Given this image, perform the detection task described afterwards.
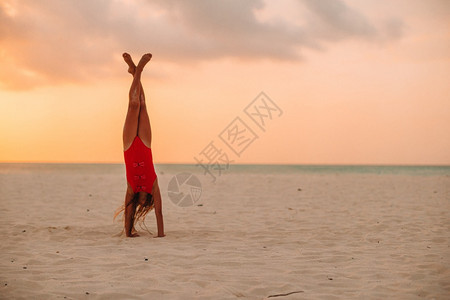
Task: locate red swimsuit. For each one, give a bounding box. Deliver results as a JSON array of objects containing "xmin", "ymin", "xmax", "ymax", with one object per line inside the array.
[{"xmin": 124, "ymin": 136, "xmax": 157, "ymax": 194}]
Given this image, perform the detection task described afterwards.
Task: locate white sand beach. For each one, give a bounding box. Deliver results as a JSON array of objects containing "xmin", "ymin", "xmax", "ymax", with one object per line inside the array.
[{"xmin": 0, "ymin": 164, "xmax": 449, "ymax": 299}]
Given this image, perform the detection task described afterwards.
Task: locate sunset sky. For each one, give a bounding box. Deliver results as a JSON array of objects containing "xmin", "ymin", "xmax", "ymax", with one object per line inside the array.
[{"xmin": 1, "ymin": 0, "xmax": 449, "ymax": 165}]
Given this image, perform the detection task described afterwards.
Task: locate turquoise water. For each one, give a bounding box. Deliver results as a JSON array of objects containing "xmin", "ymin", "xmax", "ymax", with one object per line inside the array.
[
  {"xmin": 0, "ymin": 163, "xmax": 449, "ymax": 176},
  {"xmin": 220, "ymin": 164, "xmax": 450, "ymax": 176}
]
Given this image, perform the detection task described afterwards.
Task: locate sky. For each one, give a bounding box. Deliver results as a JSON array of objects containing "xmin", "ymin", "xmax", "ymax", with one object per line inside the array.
[{"xmin": 0, "ymin": 0, "xmax": 449, "ymax": 165}]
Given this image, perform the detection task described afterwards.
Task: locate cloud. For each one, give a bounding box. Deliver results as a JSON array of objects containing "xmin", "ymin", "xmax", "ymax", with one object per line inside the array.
[
  {"xmin": 300, "ymin": 0, "xmax": 406, "ymax": 42},
  {"xmin": 300, "ymin": 0, "xmax": 378, "ymax": 39},
  {"xmin": 0, "ymin": 0, "xmax": 122, "ymax": 89},
  {"xmin": 0, "ymin": 0, "xmax": 404, "ymax": 90}
]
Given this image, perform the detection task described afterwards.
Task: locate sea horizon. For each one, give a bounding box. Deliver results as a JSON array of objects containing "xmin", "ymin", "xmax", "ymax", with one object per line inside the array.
[
  {"xmin": 1, "ymin": 162, "xmax": 449, "ymax": 176},
  {"xmin": 1, "ymin": 161, "xmax": 449, "ymax": 167}
]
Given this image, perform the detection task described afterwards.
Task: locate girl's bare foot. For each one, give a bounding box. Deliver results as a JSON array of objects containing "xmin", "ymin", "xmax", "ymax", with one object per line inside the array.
[
  {"xmin": 136, "ymin": 53, "xmax": 152, "ymax": 71},
  {"xmin": 122, "ymin": 53, "xmax": 136, "ymax": 75}
]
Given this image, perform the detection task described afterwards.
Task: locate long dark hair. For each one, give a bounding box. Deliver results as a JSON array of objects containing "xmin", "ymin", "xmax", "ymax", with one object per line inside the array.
[{"xmin": 114, "ymin": 193, "xmax": 154, "ymax": 234}]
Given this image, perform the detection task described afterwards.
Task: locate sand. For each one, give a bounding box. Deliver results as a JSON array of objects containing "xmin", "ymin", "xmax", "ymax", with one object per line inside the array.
[{"xmin": 0, "ymin": 164, "xmax": 449, "ymax": 299}]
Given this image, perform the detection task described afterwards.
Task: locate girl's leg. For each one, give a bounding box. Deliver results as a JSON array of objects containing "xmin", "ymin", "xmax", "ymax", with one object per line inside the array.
[
  {"xmin": 137, "ymin": 85, "xmax": 152, "ymax": 148},
  {"xmin": 123, "ymin": 53, "xmax": 153, "ymax": 149},
  {"xmin": 122, "ymin": 53, "xmax": 143, "ymax": 151}
]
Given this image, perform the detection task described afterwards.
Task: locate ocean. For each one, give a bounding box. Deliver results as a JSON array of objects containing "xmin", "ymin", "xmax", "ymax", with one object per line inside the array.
[{"xmin": 0, "ymin": 163, "xmax": 449, "ymax": 177}]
